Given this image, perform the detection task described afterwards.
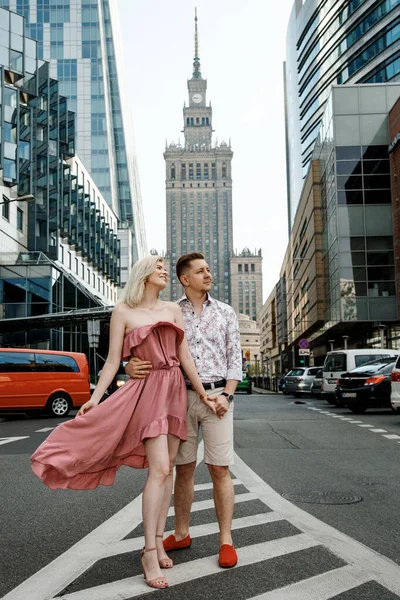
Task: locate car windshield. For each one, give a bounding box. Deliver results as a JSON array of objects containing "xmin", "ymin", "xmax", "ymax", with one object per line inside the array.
[
  {"xmin": 324, "ymin": 353, "xmax": 346, "ymax": 372},
  {"xmin": 315, "ymin": 369, "xmax": 323, "ymax": 378},
  {"xmin": 307, "ymin": 368, "xmax": 320, "ymax": 376},
  {"xmin": 287, "ymin": 369, "xmax": 305, "ymax": 376},
  {"xmin": 349, "ymin": 359, "xmax": 396, "ymax": 376}
]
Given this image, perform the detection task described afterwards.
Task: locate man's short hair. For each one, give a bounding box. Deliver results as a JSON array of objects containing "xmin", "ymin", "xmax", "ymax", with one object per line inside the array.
[{"xmin": 176, "ymin": 252, "xmax": 205, "ymax": 283}]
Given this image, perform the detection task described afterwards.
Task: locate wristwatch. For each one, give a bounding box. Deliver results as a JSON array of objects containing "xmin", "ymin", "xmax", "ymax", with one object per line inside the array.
[{"xmin": 221, "ymin": 392, "xmax": 234, "ymax": 402}]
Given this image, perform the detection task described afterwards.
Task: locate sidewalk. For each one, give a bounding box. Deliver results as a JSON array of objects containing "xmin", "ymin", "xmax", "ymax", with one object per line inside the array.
[{"xmin": 252, "ymin": 386, "xmax": 279, "ymax": 395}]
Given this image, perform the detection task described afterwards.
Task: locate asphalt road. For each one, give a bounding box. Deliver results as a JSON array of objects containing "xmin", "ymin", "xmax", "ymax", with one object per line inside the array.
[{"xmin": 1, "ymin": 393, "xmax": 400, "ymax": 599}]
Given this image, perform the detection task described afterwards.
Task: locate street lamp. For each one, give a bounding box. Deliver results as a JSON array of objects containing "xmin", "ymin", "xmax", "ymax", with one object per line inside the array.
[
  {"xmin": 342, "ymin": 335, "xmax": 349, "ymax": 350},
  {"xmin": 0, "ymin": 194, "xmax": 35, "ymax": 205},
  {"xmin": 328, "ymin": 339, "xmax": 335, "ymax": 352}
]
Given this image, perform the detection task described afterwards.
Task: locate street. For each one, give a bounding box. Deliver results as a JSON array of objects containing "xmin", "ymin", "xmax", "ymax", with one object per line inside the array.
[{"xmin": 1, "ymin": 393, "xmax": 400, "ymax": 599}]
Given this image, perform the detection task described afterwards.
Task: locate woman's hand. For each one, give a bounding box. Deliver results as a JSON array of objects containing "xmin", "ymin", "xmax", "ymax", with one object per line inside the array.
[
  {"xmin": 200, "ymin": 394, "xmax": 217, "ymax": 415},
  {"xmin": 77, "ymin": 399, "xmax": 98, "ymax": 417}
]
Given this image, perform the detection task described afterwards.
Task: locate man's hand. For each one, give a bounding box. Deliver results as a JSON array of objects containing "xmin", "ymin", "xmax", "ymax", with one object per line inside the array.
[
  {"xmin": 213, "ymin": 395, "xmax": 230, "ymax": 419},
  {"xmin": 125, "ymin": 356, "xmax": 152, "ymax": 379}
]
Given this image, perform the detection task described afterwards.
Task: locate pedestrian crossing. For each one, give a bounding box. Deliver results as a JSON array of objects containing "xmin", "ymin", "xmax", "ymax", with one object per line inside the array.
[{"xmin": 2, "ymin": 444, "xmax": 400, "ymax": 600}]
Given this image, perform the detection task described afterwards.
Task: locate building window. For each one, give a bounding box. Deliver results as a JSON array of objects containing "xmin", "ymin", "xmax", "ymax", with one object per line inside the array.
[
  {"xmin": 212, "ymin": 163, "xmax": 217, "ymax": 179},
  {"xmin": 245, "ymin": 264, "xmax": 249, "ymax": 273},
  {"xmin": 189, "ymin": 163, "xmax": 194, "ymax": 180},
  {"xmin": 81, "ymin": 264, "xmax": 85, "ymax": 279},
  {"xmin": 222, "ymin": 162, "xmax": 227, "ymax": 178},
  {"xmin": 87, "ymin": 268, "xmax": 90, "ymax": 283},
  {"xmin": 204, "ymin": 163, "xmax": 209, "ymax": 179},
  {"xmin": 17, "ymin": 208, "xmax": 23, "ymax": 231},
  {"xmin": 171, "ymin": 163, "xmax": 175, "ymax": 180},
  {"xmin": 181, "ymin": 163, "xmax": 186, "ymax": 180},
  {"xmin": 92, "ymin": 273, "xmax": 95, "ymax": 287},
  {"xmin": 196, "ymin": 163, "xmax": 201, "ymax": 180},
  {"xmin": 75, "ymin": 258, "xmax": 79, "ymax": 274},
  {"xmin": 251, "ymin": 263, "xmax": 255, "ymax": 273},
  {"xmin": 2, "ymin": 195, "xmax": 10, "ymax": 221},
  {"xmin": 299, "ymin": 218, "xmax": 307, "ymax": 241},
  {"xmin": 238, "ymin": 264, "xmax": 242, "ymax": 273},
  {"xmin": 68, "ymin": 252, "xmax": 72, "ymax": 269}
]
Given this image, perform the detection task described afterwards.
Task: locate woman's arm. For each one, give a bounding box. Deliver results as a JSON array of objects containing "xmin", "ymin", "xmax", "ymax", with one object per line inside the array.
[
  {"xmin": 172, "ymin": 305, "xmax": 216, "ymax": 415},
  {"xmin": 77, "ymin": 305, "xmax": 127, "ymax": 415}
]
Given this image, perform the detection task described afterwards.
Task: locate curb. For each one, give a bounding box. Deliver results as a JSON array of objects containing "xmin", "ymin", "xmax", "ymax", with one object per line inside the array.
[{"xmin": 253, "ymin": 386, "xmax": 279, "ymax": 396}]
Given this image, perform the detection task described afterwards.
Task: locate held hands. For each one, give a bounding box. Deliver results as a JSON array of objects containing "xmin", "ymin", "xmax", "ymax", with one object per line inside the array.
[
  {"xmin": 125, "ymin": 356, "xmax": 152, "ymax": 379},
  {"xmin": 199, "ymin": 394, "xmax": 229, "ymax": 419}
]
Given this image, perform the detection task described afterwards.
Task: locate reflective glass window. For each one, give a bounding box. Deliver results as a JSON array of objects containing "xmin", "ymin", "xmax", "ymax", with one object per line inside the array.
[
  {"xmin": 363, "ymin": 175, "xmax": 391, "ymax": 189},
  {"xmin": 0, "ymin": 352, "xmax": 35, "ymax": 372},
  {"xmin": 35, "ymin": 354, "xmax": 79, "ymax": 373},
  {"xmin": 336, "ymin": 146, "xmax": 361, "ymax": 160},
  {"xmin": 337, "ymin": 190, "xmax": 363, "ymax": 204},
  {"xmin": 10, "ymin": 50, "xmax": 23, "ymax": 72},
  {"xmin": 364, "ymin": 190, "xmax": 392, "ymax": 203},
  {"xmin": 336, "ymin": 161, "xmax": 361, "ymax": 175}
]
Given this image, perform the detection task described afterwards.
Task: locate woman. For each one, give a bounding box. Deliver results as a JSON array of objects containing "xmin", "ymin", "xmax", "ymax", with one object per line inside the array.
[{"xmin": 31, "ymin": 255, "xmax": 215, "ymax": 589}]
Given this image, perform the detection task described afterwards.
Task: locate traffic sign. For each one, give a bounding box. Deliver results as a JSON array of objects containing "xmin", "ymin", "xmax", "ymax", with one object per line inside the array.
[
  {"xmin": 299, "ymin": 348, "xmax": 310, "ymax": 356},
  {"xmin": 299, "ymin": 339, "xmax": 309, "ymax": 349}
]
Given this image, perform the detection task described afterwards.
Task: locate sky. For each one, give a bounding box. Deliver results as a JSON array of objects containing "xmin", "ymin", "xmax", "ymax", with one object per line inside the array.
[{"xmin": 118, "ymin": 0, "xmax": 294, "ymax": 300}]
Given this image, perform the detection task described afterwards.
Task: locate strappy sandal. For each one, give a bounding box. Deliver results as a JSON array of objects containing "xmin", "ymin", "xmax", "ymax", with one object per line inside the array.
[
  {"xmin": 156, "ymin": 534, "xmax": 173, "ymax": 568},
  {"xmin": 140, "ymin": 547, "xmax": 169, "ymax": 589}
]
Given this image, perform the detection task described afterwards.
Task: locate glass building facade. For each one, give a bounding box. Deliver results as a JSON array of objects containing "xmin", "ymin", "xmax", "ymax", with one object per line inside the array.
[
  {"xmin": 0, "ymin": 0, "xmax": 147, "ymax": 262},
  {"xmin": 0, "ymin": 6, "xmax": 120, "ymax": 352},
  {"xmin": 313, "ymin": 83, "xmax": 400, "ymax": 326},
  {"xmin": 285, "ymin": 0, "xmax": 400, "ymax": 230}
]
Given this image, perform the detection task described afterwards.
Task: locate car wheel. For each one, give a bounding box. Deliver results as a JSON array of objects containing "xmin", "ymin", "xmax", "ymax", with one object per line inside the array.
[
  {"xmin": 46, "ymin": 393, "xmax": 72, "ymax": 418},
  {"xmin": 349, "ymin": 406, "xmax": 367, "ymax": 414}
]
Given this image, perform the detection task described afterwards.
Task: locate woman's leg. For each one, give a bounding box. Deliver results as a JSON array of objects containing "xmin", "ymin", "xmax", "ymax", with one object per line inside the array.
[
  {"xmin": 142, "ymin": 435, "xmax": 170, "ymax": 582},
  {"xmin": 156, "ymin": 434, "xmax": 181, "ymax": 564}
]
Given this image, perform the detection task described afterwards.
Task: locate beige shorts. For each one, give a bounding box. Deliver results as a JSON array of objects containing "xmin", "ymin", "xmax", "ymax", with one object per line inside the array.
[{"xmin": 175, "ymin": 387, "xmax": 234, "ymax": 466}]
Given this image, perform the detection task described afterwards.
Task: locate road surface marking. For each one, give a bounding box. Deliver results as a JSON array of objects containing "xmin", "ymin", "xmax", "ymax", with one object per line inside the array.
[
  {"xmin": 193, "ymin": 479, "xmax": 240, "ymax": 491},
  {"xmin": 230, "ymin": 452, "xmax": 400, "ymax": 597},
  {"xmin": 35, "ymin": 428, "xmax": 56, "ymax": 433},
  {"xmin": 0, "ymin": 436, "xmax": 29, "ymax": 446},
  {"xmin": 55, "ymin": 535, "xmax": 318, "ymax": 600},
  {"xmin": 383, "ymin": 434, "xmax": 400, "ymax": 440},
  {"xmin": 357, "ymin": 424, "xmax": 374, "ymax": 428},
  {"xmin": 105, "ymin": 512, "xmax": 285, "ymax": 558},
  {"xmin": 347, "ymin": 420, "xmax": 363, "ymax": 423},
  {"xmin": 247, "ymin": 565, "xmax": 371, "ymax": 600},
  {"xmin": 370, "ymin": 429, "xmax": 387, "ymax": 433}
]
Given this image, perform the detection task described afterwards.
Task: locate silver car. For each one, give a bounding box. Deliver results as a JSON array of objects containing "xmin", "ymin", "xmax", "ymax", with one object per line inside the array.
[
  {"xmin": 285, "ymin": 367, "xmax": 321, "ymax": 397},
  {"xmin": 311, "ymin": 368, "xmax": 323, "ymax": 398}
]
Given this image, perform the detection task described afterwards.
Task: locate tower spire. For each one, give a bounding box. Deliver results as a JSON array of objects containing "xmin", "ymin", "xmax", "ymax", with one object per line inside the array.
[{"xmin": 193, "ymin": 7, "xmax": 201, "ymax": 77}]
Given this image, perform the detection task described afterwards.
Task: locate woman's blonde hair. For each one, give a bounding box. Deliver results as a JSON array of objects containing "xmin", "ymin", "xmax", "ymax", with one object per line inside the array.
[{"xmin": 118, "ymin": 255, "xmax": 164, "ymax": 308}]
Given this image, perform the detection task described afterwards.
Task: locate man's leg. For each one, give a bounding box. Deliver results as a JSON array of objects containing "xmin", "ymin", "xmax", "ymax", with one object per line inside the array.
[
  {"xmin": 174, "ymin": 461, "xmax": 196, "ymax": 539},
  {"xmin": 207, "ymin": 464, "xmax": 234, "ymax": 546}
]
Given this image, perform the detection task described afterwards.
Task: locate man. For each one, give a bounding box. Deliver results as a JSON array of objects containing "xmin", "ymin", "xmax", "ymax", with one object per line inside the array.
[{"xmin": 125, "ymin": 252, "xmax": 242, "ymax": 568}]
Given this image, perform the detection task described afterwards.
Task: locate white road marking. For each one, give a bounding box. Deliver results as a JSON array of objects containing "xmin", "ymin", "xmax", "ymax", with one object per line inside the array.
[
  {"xmin": 383, "ymin": 434, "xmax": 400, "ymax": 440},
  {"xmin": 167, "ymin": 492, "xmax": 256, "ymax": 516},
  {"xmin": 347, "ymin": 420, "xmax": 363, "ymax": 424},
  {"xmin": 338, "ymin": 417, "xmax": 353, "ymax": 420},
  {"xmin": 105, "ymin": 512, "xmax": 285, "ymax": 558},
  {"xmin": 0, "ymin": 436, "xmax": 29, "ymax": 446},
  {"xmin": 35, "ymin": 428, "xmax": 56, "ymax": 433},
  {"xmin": 370, "ymin": 429, "xmax": 387, "ymax": 433},
  {"xmin": 193, "ymin": 479, "xmax": 240, "ymax": 491},
  {"xmin": 247, "ymin": 565, "xmax": 371, "ymax": 600},
  {"xmin": 55, "ymin": 535, "xmax": 318, "ymax": 600},
  {"xmin": 230, "ymin": 452, "xmax": 400, "ymax": 597},
  {"xmin": 357, "ymin": 424, "xmax": 374, "ymax": 428}
]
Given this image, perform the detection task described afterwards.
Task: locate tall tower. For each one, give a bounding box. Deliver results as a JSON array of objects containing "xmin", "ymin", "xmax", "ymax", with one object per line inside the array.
[
  {"xmin": 1, "ymin": 0, "xmax": 147, "ymax": 265},
  {"xmin": 165, "ymin": 10, "xmax": 233, "ymax": 303}
]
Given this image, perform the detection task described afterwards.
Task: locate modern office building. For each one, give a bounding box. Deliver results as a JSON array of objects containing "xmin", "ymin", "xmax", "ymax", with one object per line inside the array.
[
  {"xmin": 230, "ymin": 247, "xmax": 263, "ymax": 321},
  {"xmin": 164, "ymin": 13, "xmax": 234, "ymax": 303},
  {"xmin": 0, "ymin": 6, "xmax": 119, "ymax": 356},
  {"xmin": 261, "ymin": 82, "xmax": 400, "ymax": 369},
  {"xmin": 1, "ymin": 0, "xmax": 147, "ymax": 265},
  {"xmin": 285, "ymin": 0, "xmax": 400, "ymax": 230}
]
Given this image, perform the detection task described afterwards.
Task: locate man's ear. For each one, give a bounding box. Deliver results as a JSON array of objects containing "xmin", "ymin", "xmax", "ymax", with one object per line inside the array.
[{"xmin": 179, "ymin": 274, "xmax": 189, "ymax": 287}]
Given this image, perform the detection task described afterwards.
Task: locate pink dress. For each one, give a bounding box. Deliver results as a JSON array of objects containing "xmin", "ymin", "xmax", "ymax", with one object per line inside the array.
[{"xmin": 31, "ymin": 322, "xmax": 187, "ymax": 490}]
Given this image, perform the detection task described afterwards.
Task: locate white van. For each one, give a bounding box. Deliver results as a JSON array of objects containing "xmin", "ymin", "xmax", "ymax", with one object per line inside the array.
[{"xmin": 322, "ymin": 349, "xmax": 400, "ymax": 403}]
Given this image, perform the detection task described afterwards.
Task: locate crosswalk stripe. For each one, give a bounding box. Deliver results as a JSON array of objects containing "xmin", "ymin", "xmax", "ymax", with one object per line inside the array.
[
  {"xmin": 55, "ymin": 534, "xmax": 318, "ymax": 600},
  {"xmin": 247, "ymin": 565, "xmax": 371, "ymax": 600},
  {"xmin": 193, "ymin": 479, "xmax": 241, "ymax": 491},
  {"xmin": 35, "ymin": 427, "xmax": 56, "ymax": 433},
  {"xmin": 230, "ymin": 452, "xmax": 400, "ymax": 596},
  {"xmin": 105, "ymin": 512, "xmax": 285, "ymax": 557},
  {"xmin": 0, "ymin": 436, "xmax": 29, "ymax": 446},
  {"xmin": 370, "ymin": 429, "xmax": 387, "ymax": 433},
  {"xmin": 167, "ymin": 492, "xmax": 256, "ymax": 516},
  {"xmin": 383, "ymin": 434, "xmax": 400, "ymax": 439}
]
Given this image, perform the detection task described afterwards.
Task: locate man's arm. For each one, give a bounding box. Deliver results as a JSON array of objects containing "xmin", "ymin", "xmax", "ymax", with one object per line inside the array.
[
  {"xmin": 125, "ymin": 356, "xmax": 152, "ymax": 379},
  {"xmin": 213, "ymin": 307, "xmax": 242, "ymax": 418}
]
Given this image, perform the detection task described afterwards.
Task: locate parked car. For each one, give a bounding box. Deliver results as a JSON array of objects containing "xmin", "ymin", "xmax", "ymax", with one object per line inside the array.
[
  {"xmin": 285, "ymin": 366, "xmax": 321, "ymax": 397},
  {"xmin": 311, "ymin": 368, "xmax": 323, "ymax": 398},
  {"xmin": 390, "ymin": 355, "xmax": 400, "ymax": 413},
  {"xmin": 0, "ymin": 348, "xmax": 90, "ymax": 417},
  {"xmin": 322, "ymin": 349, "xmax": 399, "ymax": 403},
  {"xmin": 236, "ymin": 371, "xmax": 252, "ymax": 394},
  {"xmin": 336, "ymin": 357, "xmax": 397, "ymax": 413}
]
